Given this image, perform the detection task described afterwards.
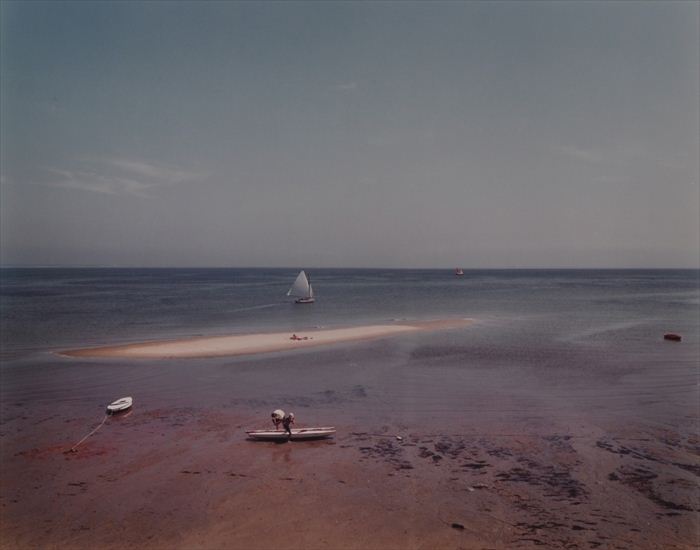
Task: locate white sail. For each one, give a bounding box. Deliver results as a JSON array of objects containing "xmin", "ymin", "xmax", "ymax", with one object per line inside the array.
[{"xmin": 287, "ymin": 270, "xmax": 311, "ymax": 298}]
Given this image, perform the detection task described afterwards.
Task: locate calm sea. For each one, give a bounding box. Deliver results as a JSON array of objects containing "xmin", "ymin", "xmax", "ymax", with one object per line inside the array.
[{"xmin": 1, "ymin": 268, "xmax": 698, "ymax": 431}]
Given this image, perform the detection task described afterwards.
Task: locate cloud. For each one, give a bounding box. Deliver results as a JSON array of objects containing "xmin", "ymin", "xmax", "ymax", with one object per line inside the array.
[
  {"xmin": 104, "ymin": 159, "xmax": 201, "ymax": 183},
  {"xmin": 46, "ymin": 168, "xmax": 154, "ymax": 197},
  {"xmin": 43, "ymin": 158, "xmax": 204, "ymax": 198},
  {"xmin": 555, "ymin": 145, "xmax": 605, "ymax": 165}
]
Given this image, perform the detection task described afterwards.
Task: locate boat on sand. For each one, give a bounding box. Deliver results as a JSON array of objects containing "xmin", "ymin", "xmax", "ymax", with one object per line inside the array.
[
  {"xmin": 106, "ymin": 396, "xmax": 133, "ymax": 414},
  {"xmin": 246, "ymin": 427, "xmax": 335, "ymax": 441}
]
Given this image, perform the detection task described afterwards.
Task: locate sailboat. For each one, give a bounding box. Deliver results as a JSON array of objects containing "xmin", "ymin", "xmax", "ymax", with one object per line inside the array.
[
  {"xmin": 455, "ymin": 268, "xmax": 464, "ymax": 276},
  {"xmin": 287, "ymin": 270, "xmax": 315, "ymax": 304}
]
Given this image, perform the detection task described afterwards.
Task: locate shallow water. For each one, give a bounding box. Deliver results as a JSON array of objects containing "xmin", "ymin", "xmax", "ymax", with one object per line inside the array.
[
  {"xmin": 1, "ymin": 268, "xmax": 697, "ymax": 431},
  {"xmin": 2, "ymin": 268, "xmax": 698, "ymax": 549}
]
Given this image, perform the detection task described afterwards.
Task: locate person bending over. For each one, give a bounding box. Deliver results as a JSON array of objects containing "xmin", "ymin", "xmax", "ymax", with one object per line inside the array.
[{"xmin": 271, "ymin": 409, "xmax": 285, "ymax": 430}]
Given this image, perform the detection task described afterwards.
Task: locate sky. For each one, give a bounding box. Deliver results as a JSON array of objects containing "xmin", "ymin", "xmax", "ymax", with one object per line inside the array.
[{"xmin": 1, "ymin": 1, "xmax": 698, "ymax": 268}]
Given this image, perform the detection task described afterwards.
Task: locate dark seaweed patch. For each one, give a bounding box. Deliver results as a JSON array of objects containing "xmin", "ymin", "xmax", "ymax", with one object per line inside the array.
[
  {"xmin": 495, "ymin": 461, "xmax": 587, "ymax": 501},
  {"xmin": 609, "ymin": 466, "xmax": 696, "ymax": 512}
]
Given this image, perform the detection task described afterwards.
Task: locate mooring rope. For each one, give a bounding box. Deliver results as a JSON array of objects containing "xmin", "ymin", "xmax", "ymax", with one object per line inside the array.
[{"xmin": 67, "ymin": 414, "xmax": 108, "ymax": 453}]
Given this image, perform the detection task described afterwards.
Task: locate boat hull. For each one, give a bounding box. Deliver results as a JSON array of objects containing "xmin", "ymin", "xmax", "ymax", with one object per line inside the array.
[
  {"xmin": 295, "ymin": 297, "xmax": 315, "ymax": 304},
  {"xmin": 246, "ymin": 427, "xmax": 335, "ymax": 441},
  {"xmin": 106, "ymin": 397, "xmax": 133, "ymax": 414}
]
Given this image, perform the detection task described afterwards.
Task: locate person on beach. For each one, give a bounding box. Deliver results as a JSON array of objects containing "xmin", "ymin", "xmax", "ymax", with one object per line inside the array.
[
  {"xmin": 282, "ymin": 412, "xmax": 295, "ymax": 438},
  {"xmin": 271, "ymin": 409, "xmax": 285, "ymax": 430}
]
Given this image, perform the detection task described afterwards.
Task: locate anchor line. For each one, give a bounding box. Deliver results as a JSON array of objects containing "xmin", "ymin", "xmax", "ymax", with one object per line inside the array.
[{"xmin": 68, "ymin": 414, "xmax": 108, "ymax": 452}]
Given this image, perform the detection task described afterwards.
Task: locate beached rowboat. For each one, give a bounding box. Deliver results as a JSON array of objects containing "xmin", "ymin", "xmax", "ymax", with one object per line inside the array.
[
  {"xmin": 246, "ymin": 427, "xmax": 335, "ymax": 441},
  {"xmin": 106, "ymin": 396, "xmax": 133, "ymax": 414}
]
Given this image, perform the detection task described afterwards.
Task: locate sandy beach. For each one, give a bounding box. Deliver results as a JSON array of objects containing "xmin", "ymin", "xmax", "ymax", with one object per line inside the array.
[
  {"xmin": 60, "ymin": 319, "xmax": 473, "ymax": 359},
  {"xmin": 2, "ymin": 404, "xmax": 697, "ymax": 550}
]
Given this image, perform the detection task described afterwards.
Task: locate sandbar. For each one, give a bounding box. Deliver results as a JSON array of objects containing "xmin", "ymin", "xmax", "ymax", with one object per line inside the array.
[{"xmin": 59, "ymin": 318, "xmax": 472, "ymax": 359}]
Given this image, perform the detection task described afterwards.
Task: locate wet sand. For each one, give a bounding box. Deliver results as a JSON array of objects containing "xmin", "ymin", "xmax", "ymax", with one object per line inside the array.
[
  {"xmin": 59, "ymin": 319, "xmax": 472, "ymax": 359},
  {"xmin": 2, "ymin": 404, "xmax": 697, "ymax": 549}
]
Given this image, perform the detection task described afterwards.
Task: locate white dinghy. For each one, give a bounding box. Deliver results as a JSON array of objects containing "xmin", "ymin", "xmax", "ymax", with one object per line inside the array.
[
  {"xmin": 246, "ymin": 427, "xmax": 335, "ymax": 441},
  {"xmin": 106, "ymin": 396, "xmax": 133, "ymax": 414}
]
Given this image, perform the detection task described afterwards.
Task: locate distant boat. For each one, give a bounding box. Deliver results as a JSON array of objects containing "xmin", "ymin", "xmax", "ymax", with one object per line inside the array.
[
  {"xmin": 455, "ymin": 268, "xmax": 464, "ymax": 276},
  {"xmin": 287, "ymin": 270, "xmax": 315, "ymax": 304},
  {"xmin": 106, "ymin": 396, "xmax": 132, "ymax": 414},
  {"xmin": 246, "ymin": 427, "xmax": 336, "ymax": 441}
]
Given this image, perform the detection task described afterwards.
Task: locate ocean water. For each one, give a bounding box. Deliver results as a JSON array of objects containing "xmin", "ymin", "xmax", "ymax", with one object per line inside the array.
[{"xmin": 1, "ymin": 268, "xmax": 698, "ymax": 431}]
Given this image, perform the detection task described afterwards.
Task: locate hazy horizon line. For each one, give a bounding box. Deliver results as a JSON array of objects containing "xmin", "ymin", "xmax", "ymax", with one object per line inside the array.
[{"xmin": 1, "ymin": 265, "xmax": 698, "ymax": 271}]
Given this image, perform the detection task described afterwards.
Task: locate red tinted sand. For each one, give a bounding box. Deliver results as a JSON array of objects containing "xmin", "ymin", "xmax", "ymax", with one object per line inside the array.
[{"xmin": 2, "ymin": 407, "xmax": 697, "ymax": 549}]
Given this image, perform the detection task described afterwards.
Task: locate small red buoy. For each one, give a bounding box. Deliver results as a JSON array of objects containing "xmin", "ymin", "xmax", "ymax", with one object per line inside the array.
[{"xmin": 664, "ymin": 333, "xmax": 682, "ymax": 342}]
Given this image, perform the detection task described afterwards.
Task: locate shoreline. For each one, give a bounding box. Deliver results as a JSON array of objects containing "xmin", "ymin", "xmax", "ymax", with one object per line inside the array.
[{"xmin": 58, "ymin": 318, "xmax": 473, "ymax": 359}]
